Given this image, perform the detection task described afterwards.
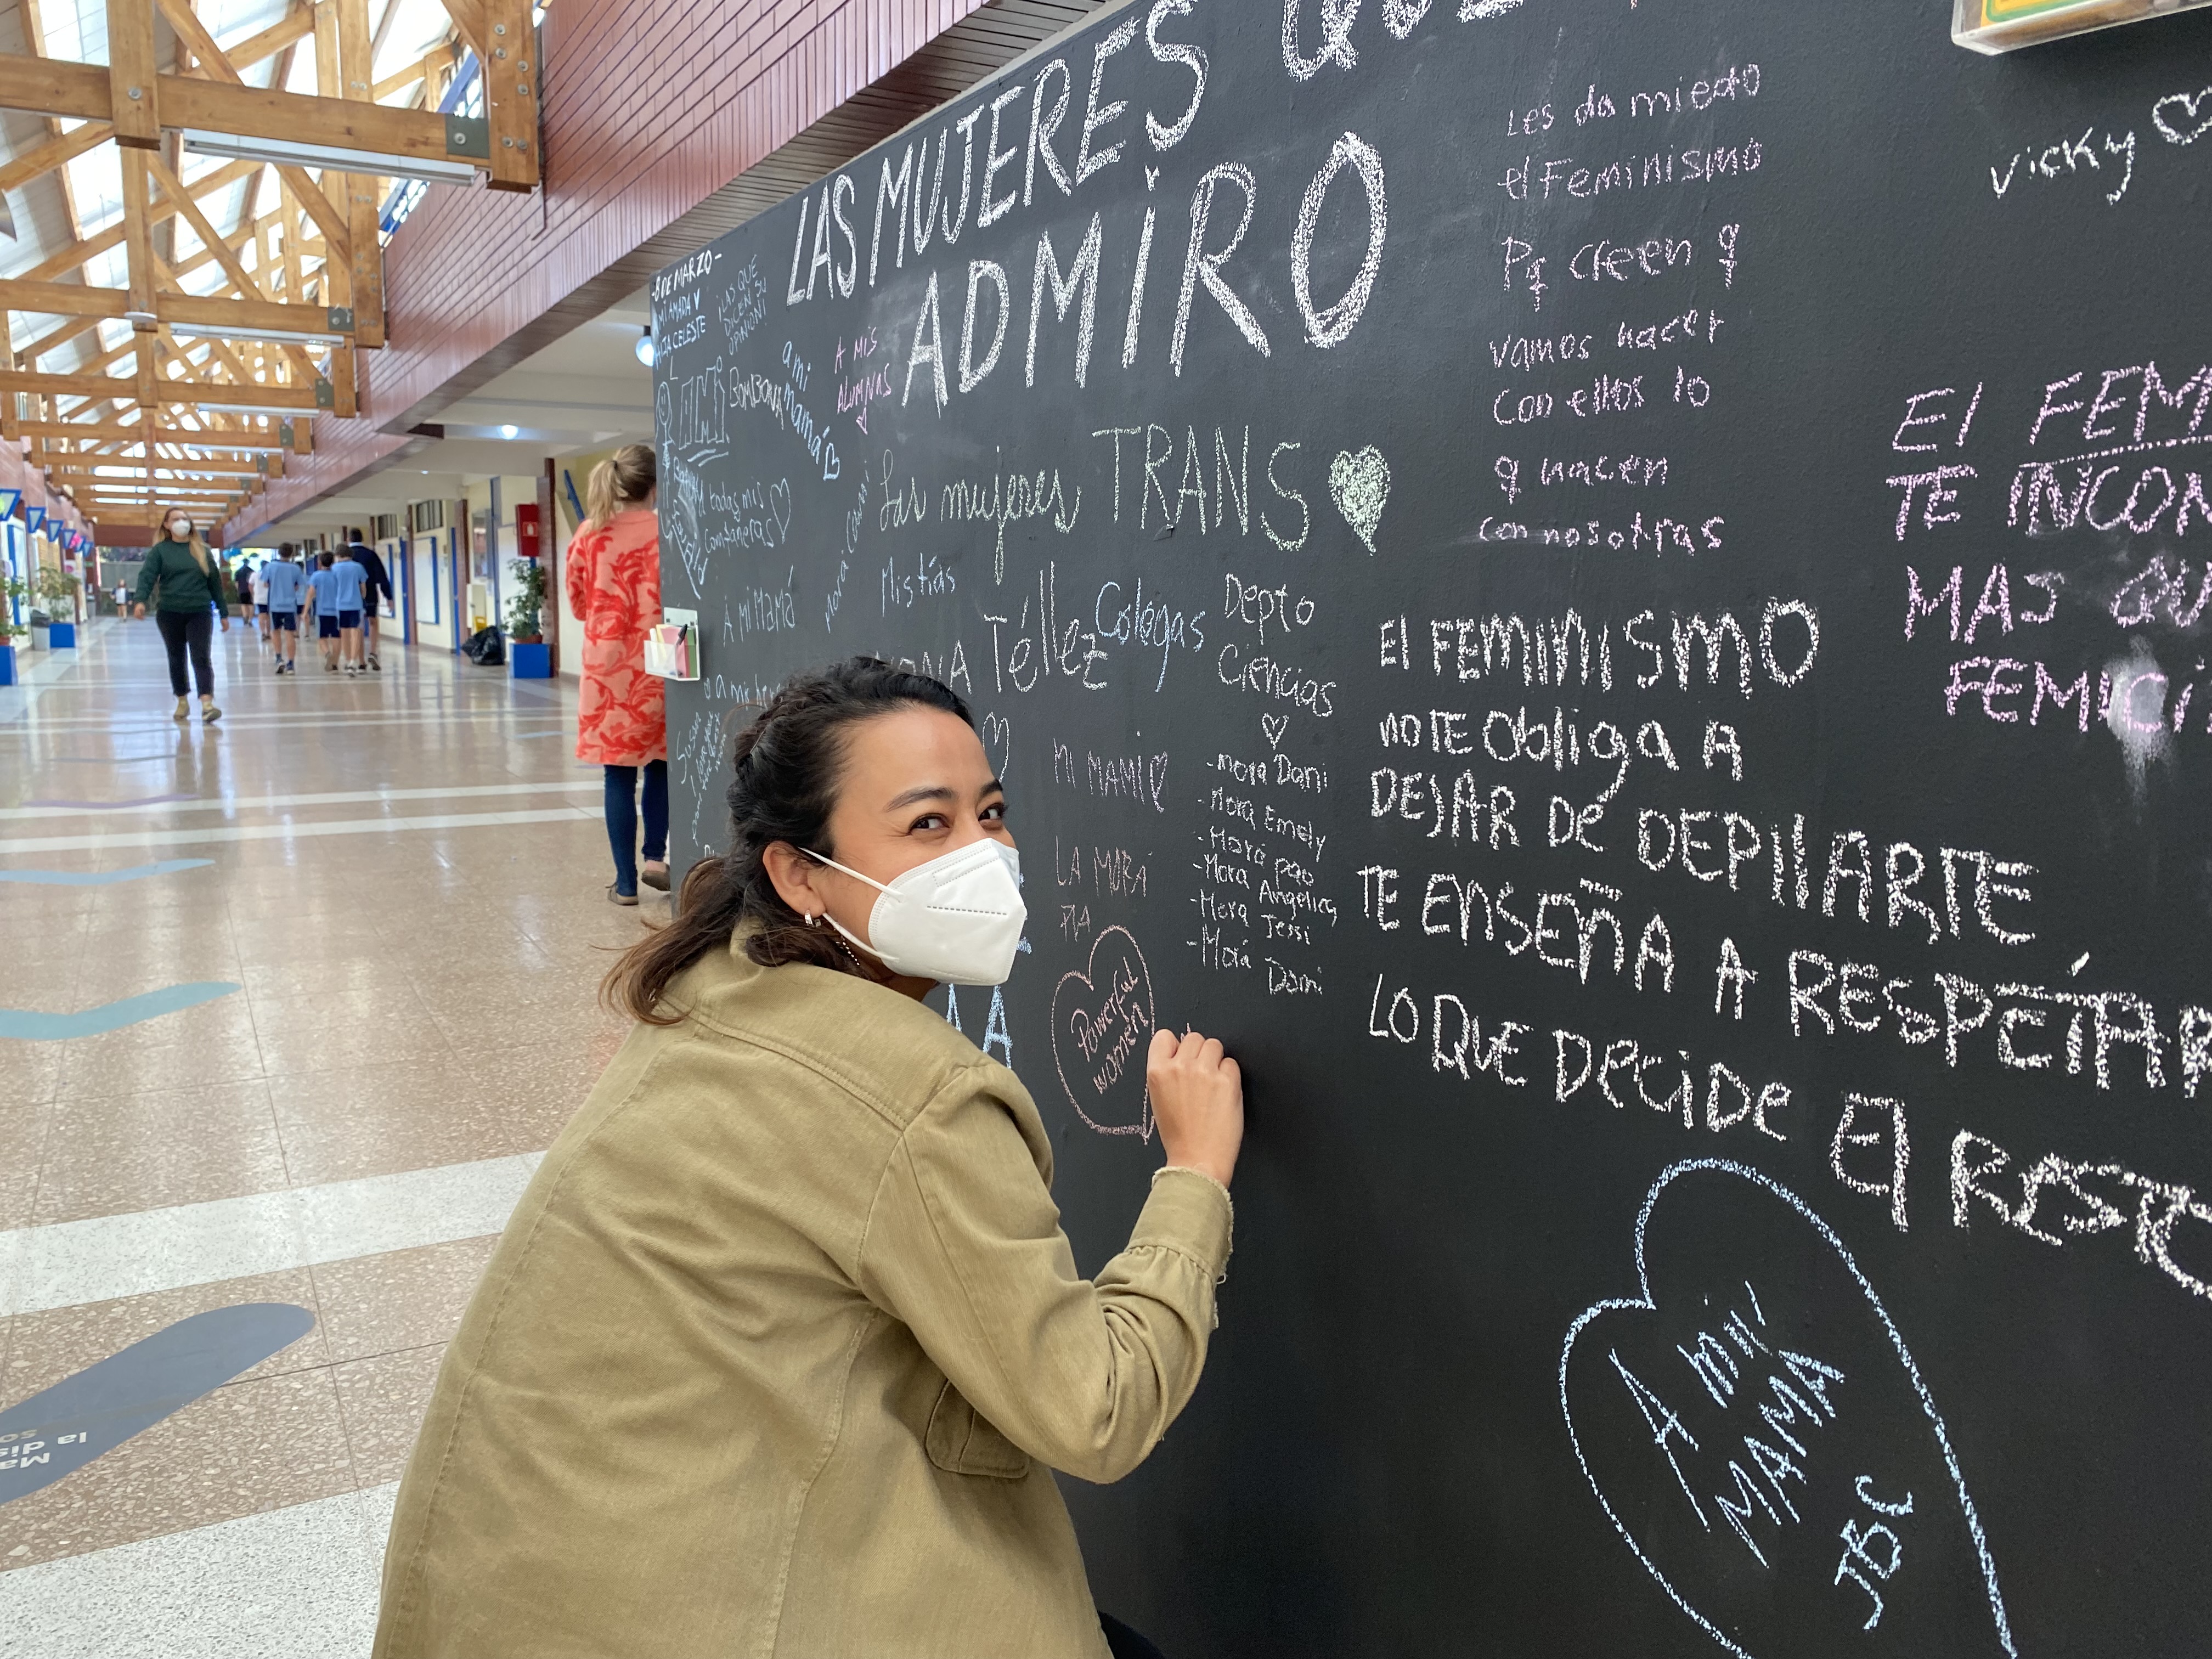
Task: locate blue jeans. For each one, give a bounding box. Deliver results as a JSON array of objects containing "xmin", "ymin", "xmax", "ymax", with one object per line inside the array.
[{"xmin": 603, "ymin": 761, "xmax": 668, "ymax": 896}]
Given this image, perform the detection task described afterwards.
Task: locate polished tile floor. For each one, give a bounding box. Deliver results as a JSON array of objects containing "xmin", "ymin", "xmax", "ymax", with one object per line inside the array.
[{"xmin": 0, "ymin": 616, "xmax": 661, "ymax": 1656}]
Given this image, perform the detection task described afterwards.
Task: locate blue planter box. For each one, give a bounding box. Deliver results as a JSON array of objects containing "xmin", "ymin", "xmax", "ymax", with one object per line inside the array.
[
  {"xmin": 510, "ymin": 640, "xmax": 551, "ymax": 679},
  {"xmin": 0, "ymin": 644, "xmax": 16, "ymax": 687},
  {"xmin": 47, "ymin": 622, "xmax": 76, "ymax": 648}
]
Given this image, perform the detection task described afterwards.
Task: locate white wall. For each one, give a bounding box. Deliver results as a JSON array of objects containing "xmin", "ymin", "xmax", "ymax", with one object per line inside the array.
[
  {"xmin": 410, "ymin": 532, "xmax": 456, "ymax": 652},
  {"xmin": 376, "ymin": 537, "xmax": 408, "ymax": 644}
]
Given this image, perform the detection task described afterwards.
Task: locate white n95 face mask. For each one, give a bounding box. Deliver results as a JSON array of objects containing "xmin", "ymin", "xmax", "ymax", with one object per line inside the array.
[{"xmin": 805, "ymin": 839, "xmax": 1025, "ymax": 985}]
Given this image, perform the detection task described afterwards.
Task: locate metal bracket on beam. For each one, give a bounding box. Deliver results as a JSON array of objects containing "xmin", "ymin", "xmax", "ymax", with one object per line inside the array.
[{"xmin": 445, "ymin": 115, "xmax": 490, "ymax": 161}]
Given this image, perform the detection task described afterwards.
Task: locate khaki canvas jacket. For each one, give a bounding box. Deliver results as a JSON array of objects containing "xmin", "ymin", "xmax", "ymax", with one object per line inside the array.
[{"xmin": 374, "ymin": 936, "xmax": 1233, "ymax": 1659}]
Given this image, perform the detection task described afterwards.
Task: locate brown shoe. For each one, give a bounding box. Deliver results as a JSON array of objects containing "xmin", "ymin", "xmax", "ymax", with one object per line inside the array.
[{"xmin": 607, "ymin": 883, "xmax": 639, "ymax": 907}]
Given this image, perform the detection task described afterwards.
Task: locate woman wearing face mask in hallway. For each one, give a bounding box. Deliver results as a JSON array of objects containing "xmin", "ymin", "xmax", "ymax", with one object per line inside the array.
[
  {"xmin": 375, "ymin": 658, "xmax": 1243, "ymax": 1659},
  {"xmin": 565, "ymin": 443, "xmax": 669, "ymax": 906},
  {"xmin": 133, "ymin": 506, "xmax": 228, "ymax": 723}
]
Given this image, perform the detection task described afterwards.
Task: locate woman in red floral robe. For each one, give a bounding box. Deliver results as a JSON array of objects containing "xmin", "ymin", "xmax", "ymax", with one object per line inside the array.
[{"xmin": 567, "ymin": 444, "xmax": 668, "ymax": 904}]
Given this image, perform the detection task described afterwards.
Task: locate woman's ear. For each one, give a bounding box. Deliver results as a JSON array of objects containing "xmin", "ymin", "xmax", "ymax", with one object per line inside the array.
[{"xmin": 761, "ymin": 841, "xmax": 830, "ymax": 921}]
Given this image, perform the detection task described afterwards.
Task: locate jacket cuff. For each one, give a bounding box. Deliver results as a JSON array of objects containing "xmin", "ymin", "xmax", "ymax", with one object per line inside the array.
[{"xmin": 1132, "ymin": 1167, "xmax": 1234, "ymax": 1283}]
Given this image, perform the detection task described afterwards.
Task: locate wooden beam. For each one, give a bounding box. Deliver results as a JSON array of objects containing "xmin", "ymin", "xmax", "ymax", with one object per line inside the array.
[
  {"xmin": 0, "ymin": 369, "xmax": 325, "ymax": 408},
  {"xmin": 105, "ymin": 0, "xmax": 163, "ymax": 149},
  {"xmin": 303, "ymin": 0, "xmax": 357, "ymax": 325},
  {"xmin": 15, "ymin": 420, "xmax": 292, "ymax": 447},
  {"xmin": 0, "ymin": 54, "xmax": 109, "ymax": 123},
  {"xmin": 0, "ymin": 279, "xmax": 129, "ymax": 320},
  {"xmin": 19, "ymin": 0, "xmax": 85, "ymax": 251},
  {"xmin": 0, "ymin": 122, "xmax": 115, "ymax": 196},
  {"xmin": 374, "ymin": 46, "xmax": 454, "ymax": 103},
  {"xmin": 439, "ymin": 0, "xmax": 489, "ymax": 69},
  {"xmin": 312, "ymin": 0, "xmax": 340, "ymax": 97},
  {"xmin": 214, "ymin": 5, "xmax": 315, "ymax": 76},
  {"xmin": 23, "ymin": 159, "xmax": 257, "ymax": 284},
  {"xmin": 121, "ymin": 149, "xmax": 156, "ymax": 320},
  {"xmin": 476, "ymin": 0, "xmax": 538, "ymax": 192},
  {"xmin": 147, "ymin": 154, "xmax": 269, "ymax": 302},
  {"xmin": 329, "ymin": 340, "xmax": 357, "ymax": 417},
  {"xmin": 134, "ymin": 333, "xmax": 158, "ymax": 409},
  {"xmin": 148, "ymin": 1, "xmax": 354, "ymax": 266},
  {"xmin": 336, "ymin": 0, "xmax": 385, "ymax": 346},
  {"xmin": 161, "ymin": 74, "xmax": 481, "ymax": 175},
  {"xmin": 7, "ymin": 371, "xmax": 129, "ymax": 402},
  {"xmin": 0, "ymin": 57, "xmax": 490, "ymax": 178}
]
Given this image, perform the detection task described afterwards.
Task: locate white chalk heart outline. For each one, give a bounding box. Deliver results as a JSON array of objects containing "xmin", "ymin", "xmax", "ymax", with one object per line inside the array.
[
  {"xmin": 980, "ymin": 712, "xmax": 1012, "ymax": 778},
  {"xmin": 1559, "ymin": 1158, "xmax": 2016, "ymax": 1659},
  {"xmin": 1261, "ymin": 714, "xmax": 1289, "ymax": 749},
  {"xmin": 2155, "ymin": 84, "xmax": 2212, "ymax": 145}
]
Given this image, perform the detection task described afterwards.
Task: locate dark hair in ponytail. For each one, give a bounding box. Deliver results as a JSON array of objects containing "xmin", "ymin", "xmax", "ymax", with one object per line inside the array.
[{"xmin": 602, "ymin": 656, "xmax": 973, "ymax": 1024}]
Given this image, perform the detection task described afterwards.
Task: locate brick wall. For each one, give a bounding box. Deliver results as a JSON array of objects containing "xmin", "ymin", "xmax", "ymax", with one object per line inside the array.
[{"xmin": 228, "ymin": 0, "xmax": 988, "ymax": 540}]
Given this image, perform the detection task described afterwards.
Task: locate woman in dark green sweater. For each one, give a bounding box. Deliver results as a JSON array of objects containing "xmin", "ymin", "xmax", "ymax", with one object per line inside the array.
[{"xmin": 133, "ymin": 506, "xmax": 230, "ymax": 723}]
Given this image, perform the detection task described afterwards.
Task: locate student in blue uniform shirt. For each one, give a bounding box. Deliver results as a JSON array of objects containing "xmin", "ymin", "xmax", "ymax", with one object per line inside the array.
[
  {"xmin": 329, "ymin": 549, "xmax": 369, "ymax": 675},
  {"xmin": 309, "ymin": 551, "xmax": 344, "ymax": 674},
  {"xmin": 261, "ymin": 545, "xmax": 308, "ymax": 674}
]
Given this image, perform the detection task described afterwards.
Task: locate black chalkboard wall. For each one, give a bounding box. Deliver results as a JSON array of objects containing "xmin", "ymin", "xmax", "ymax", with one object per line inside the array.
[{"xmin": 648, "ymin": 1, "xmax": 2212, "ymax": 1651}]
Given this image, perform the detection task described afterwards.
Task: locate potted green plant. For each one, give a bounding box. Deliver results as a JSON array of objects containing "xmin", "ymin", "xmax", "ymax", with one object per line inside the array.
[
  {"xmin": 0, "ymin": 577, "xmax": 27, "ymax": 686},
  {"xmin": 506, "ymin": 556, "xmax": 551, "ymax": 679},
  {"xmin": 35, "ymin": 567, "xmax": 81, "ymax": 649}
]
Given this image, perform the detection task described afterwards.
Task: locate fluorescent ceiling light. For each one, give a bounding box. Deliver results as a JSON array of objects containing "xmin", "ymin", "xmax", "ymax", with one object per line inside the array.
[
  {"xmin": 168, "ymin": 322, "xmax": 349, "ymax": 347},
  {"xmin": 499, "ymin": 423, "xmax": 518, "ymax": 439},
  {"xmin": 178, "ymin": 129, "xmax": 484, "ymax": 187}
]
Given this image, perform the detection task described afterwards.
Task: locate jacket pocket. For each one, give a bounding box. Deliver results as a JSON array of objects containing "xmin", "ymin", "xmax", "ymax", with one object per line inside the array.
[{"xmin": 924, "ymin": 1380, "xmax": 1031, "ymax": 1480}]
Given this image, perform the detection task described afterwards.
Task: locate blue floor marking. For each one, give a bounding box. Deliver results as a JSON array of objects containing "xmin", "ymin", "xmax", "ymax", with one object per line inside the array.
[
  {"xmin": 0, "ymin": 1306, "xmax": 317, "ymax": 1504},
  {"xmin": 0, "ymin": 981, "xmax": 242, "ymax": 1040},
  {"xmin": 0, "ymin": 860, "xmax": 214, "ymax": 887}
]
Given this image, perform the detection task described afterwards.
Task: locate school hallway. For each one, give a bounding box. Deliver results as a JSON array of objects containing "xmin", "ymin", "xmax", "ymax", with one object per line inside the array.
[{"xmin": 0, "ymin": 616, "xmax": 659, "ymax": 1656}]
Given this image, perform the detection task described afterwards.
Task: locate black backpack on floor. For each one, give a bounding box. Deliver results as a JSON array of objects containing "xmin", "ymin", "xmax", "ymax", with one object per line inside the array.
[{"xmin": 463, "ymin": 625, "xmax": 506, "ymax": 666}]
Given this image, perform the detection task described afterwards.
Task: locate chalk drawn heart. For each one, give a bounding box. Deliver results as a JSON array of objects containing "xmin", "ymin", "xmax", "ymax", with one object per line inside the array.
[
  {"xmin": 769, "ymin": 476, "xmax": 793, "ymax": 544},
  {"xmin": 2155, "ymin": 85, "xmax": 2212, "ymax": 146},
  {"xmin": 1261, "ymin": 714, "xmax": 1289, "ymax": 750},
  {"xmin": 1049, "ymin": 926, "xmax": 1155, "ymax": 1139},
  {"xmin": 1561, "ymin": 1160, "xmax": 2015, "ymax": 1658},
  {"xmin": 980, "ymin": 712, "xmax": 1013, "ymax": 780},
  {"xmin": 1329, "ymin": 445, "xmax": 1390, "ymax": 554}
]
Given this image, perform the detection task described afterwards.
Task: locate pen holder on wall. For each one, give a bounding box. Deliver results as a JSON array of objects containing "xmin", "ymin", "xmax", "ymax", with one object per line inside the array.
[
  {"xmin": 646, "ymin": 607, "xmax": 701, "ymax": 681},
  {"xmin": 1954, "ymin": 0, "xmax": 2212, "ymax": 52}
]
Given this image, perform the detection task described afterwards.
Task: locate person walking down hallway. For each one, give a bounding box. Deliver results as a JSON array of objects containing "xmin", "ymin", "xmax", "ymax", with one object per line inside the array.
[
  {"xmin": 344, "ymin": 527, "xmax": 392, "ymax": 672},
  {"xmin": 565, "ymin": 444, "xmax": 668, "ymax": 906},
  {"xmin": 133, "ymin": 506, "xmax": 228, "ymax": 723},
  {"xmin": 308, "ymin": 552, "xmax": 343, "ymax": 673},
  {"xmin": 261, "ymin": 544, "xmax": 308, "ymax": 674}
]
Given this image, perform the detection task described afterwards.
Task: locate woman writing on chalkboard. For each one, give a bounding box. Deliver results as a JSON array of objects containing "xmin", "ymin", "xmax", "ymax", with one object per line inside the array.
[{"xmin": 375, "ymin": 657, "xmax": 1243, "ymax": 1659}]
